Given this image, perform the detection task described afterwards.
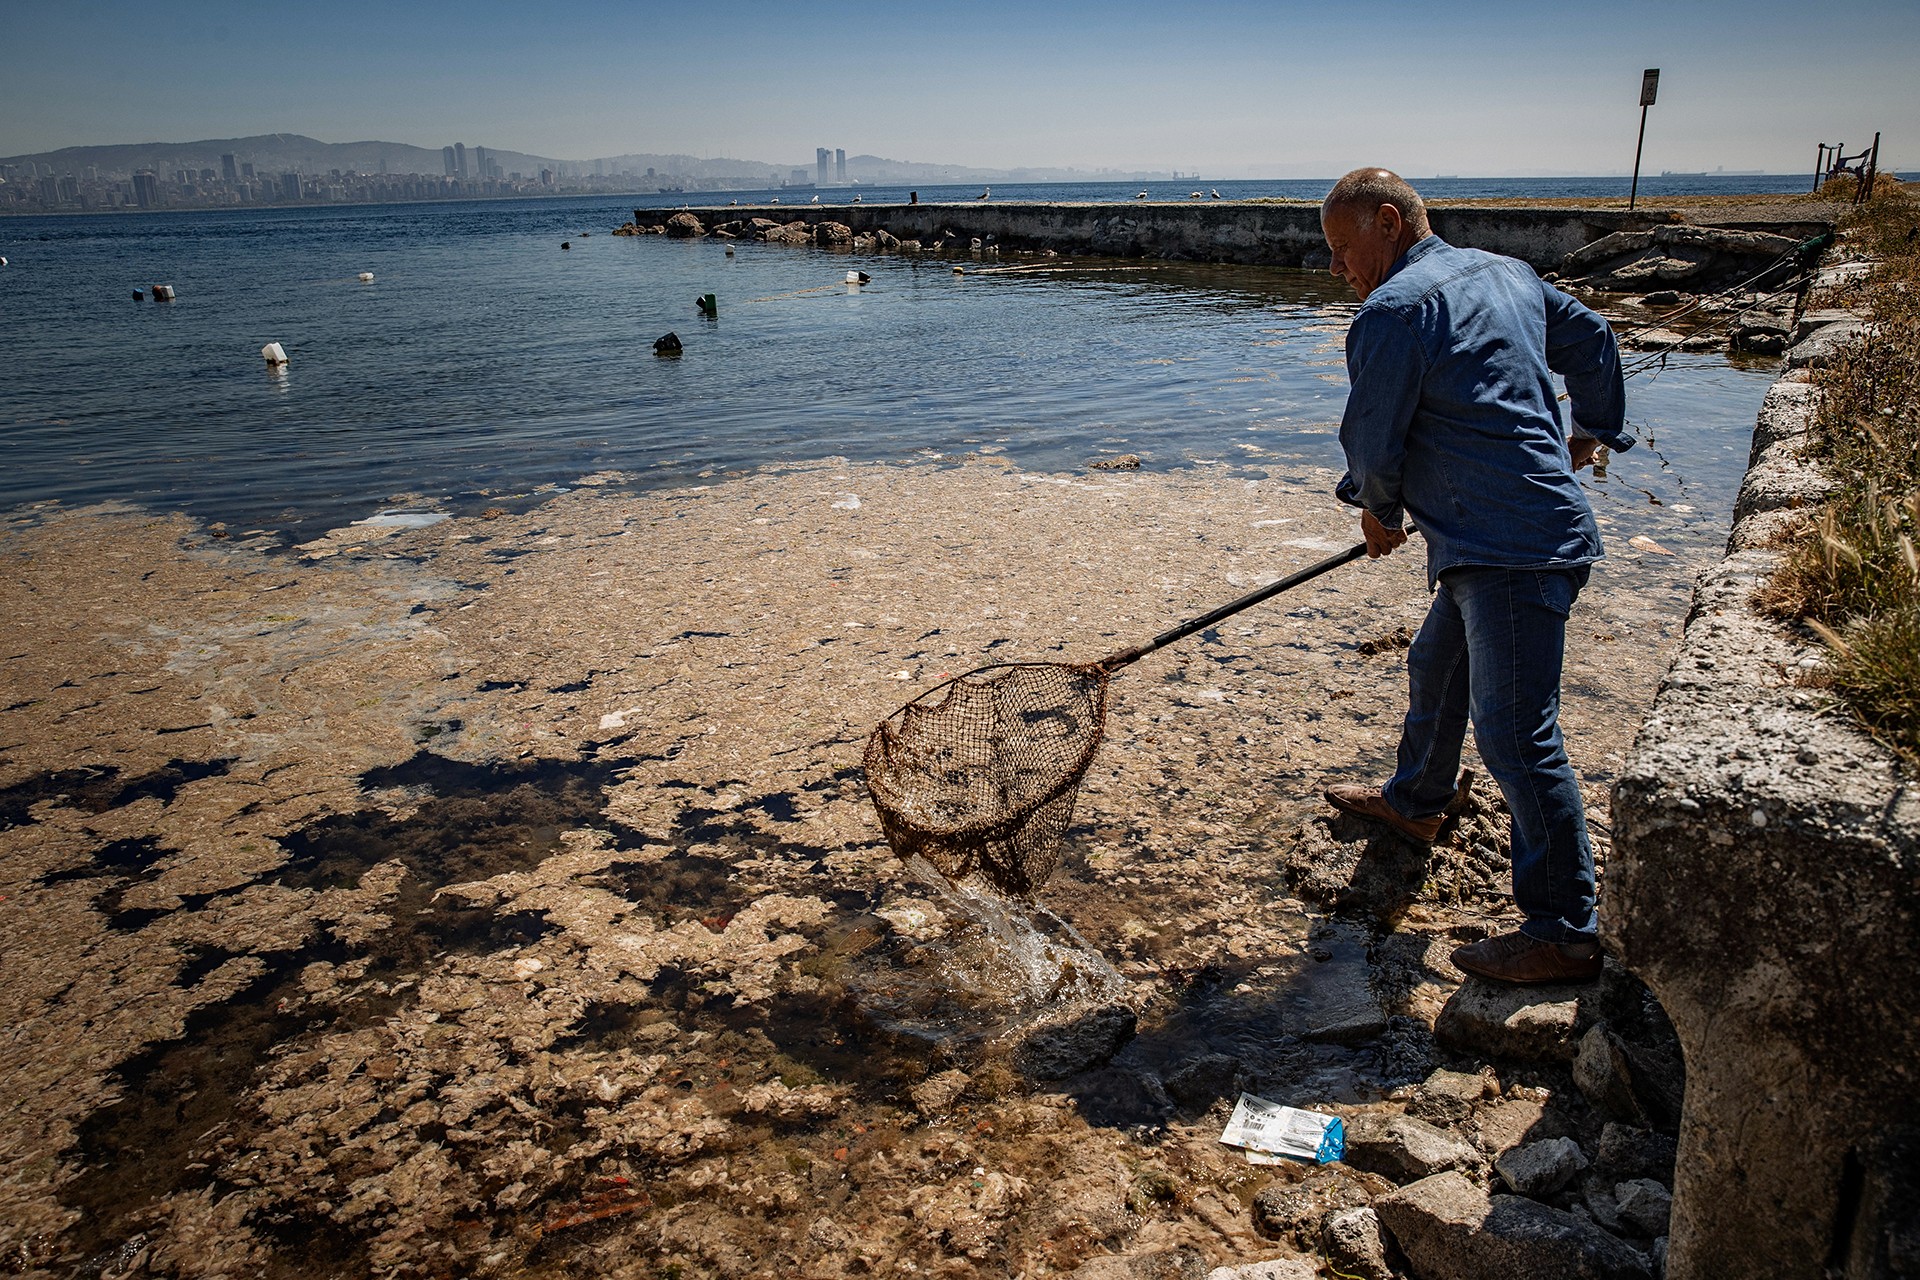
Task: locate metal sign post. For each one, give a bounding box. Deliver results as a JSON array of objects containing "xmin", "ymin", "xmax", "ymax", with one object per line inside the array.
[{"xmin": 1629, "ymin": 68, "xmax": 1660, "ymax": 210}]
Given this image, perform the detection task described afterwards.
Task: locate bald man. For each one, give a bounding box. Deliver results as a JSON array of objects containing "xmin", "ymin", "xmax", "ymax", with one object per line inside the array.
[{"xmin": 1316, "ymin": 168, "xmax": 1631, "ymax": 985}]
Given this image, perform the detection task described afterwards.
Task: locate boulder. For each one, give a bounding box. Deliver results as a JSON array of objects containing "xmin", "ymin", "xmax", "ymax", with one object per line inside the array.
[
  {"xmin": 1013, "ymin": 1003, "xmax": 1135, "ymax": 1081},
  {"xmin": 1592, "ymin": 1124, "xmax": 1676, "ymax": 1184},
  {"xmin": 764, "ymin": 221, "xmax": 812, "ymax": 245},
  {"xmin": 1559, "ymin": 225, "xmax": 1801, "ymax": 293},
  {"xmin": 1251, "ymin": 1164, "xmax": 1393, "ymax": 1246},
  {"xmin": 1407, "ymin": 1068, "xmax": 1493, "ymax": 1128},
  {"xmin": 1614, "ymin": 1179, "xmax": 1673, "ymax": 1237},
  {"xmin": 1494, "ymin": 1136, "xmax": 1589, "ymax": 1198},
  {"xmin": 815, "ymin": 221, "xmax": 853, "ymax": 245},
  {"xmin": 1573, "ymin": 1025, "xmax": 1649, "ymax": 1126},
  {"xmin": 1323, "ymin": 1206, "xmax": 1394, "ymax": 1280},
  {"xmin": 1469, "ymin": 1097, "xmax": 1572, "ymax": 1159},
  {"xmin": 1162, "ymin": 1053, "xmax": 1242, "ymax": 1110},
  {"xmin": 1071, "ymin": 1247, "xmax": 1208, "ymax": 1280},
  {"xmin": 1295, "ymin": 920, "xmax": 1388, "ymax": 1045},
  {"xmin": 1342, "ymin": 1114, "xmax": 1483, "ymax": 1184},
  {"xmin": 1375, "ymin": 1172, "xmax": 1653, "ymax": 1280},
  {"xmin": 1434, "ymin": 978, "xmax": 1583, "ymax": 1062},
  {"xmin": 876, "ymin": 229, "xmax": 901, "ymax": 251},
  {"xmin": 1784, "ymin": 317, "xmax": 1869, "ymax": 368},
  {"xmin": 910, "ymin": 1069, "xmax": 969, "ymax": 1117},
  {"xmin": 1204, "ymin": 1262, "xmax": 1316, "ymax": 1280},
  {"xmin": 664, "ymin": 212, "xmax": 705, "ymax": 238}
]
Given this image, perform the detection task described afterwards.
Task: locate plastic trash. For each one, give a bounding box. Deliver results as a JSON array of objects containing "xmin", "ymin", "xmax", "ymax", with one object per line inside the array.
[
  {"xmin": 1218, "ymin": 1094, "xmax": 1345, "ymax": 1165},
  {"xmin": 725, "ymin": 246, "xmax": 735, "ymax": 257},
  {"xmin": 654, "ymin": 332, "xmax": 683, "ymax": 357},
  {"xmin": 846, "ymin": 270, "xmax": 872, "ymax": 285},
  {"xmin": 261, "ymin": 342, "xmax": 289, "ymax": 366},
  {"xmin": 151, "ymin": 284, "xmax": 176, "ymax": 301},
  {"xmin": 357, "ymin": 271, "xmax": 375, "ymax": 283}
]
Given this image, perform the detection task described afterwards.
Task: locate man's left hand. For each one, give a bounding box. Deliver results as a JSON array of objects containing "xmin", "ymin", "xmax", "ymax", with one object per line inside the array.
[
  {"xmin": 1362, "ymin": 509, "xmax": 1407, "ymax": 558},
  {"xmin": 1570, "ymin": 436, "xmax": 1600, "ymax": 471}
]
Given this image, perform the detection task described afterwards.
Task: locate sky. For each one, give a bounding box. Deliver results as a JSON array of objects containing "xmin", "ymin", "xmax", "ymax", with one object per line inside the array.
[{"xmin": 4, "ymin": 0, "xmax": 1915, "ymax": 175}]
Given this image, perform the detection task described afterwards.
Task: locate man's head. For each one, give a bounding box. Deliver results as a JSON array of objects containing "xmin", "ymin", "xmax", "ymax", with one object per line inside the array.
[{"xmin": 1320, "ymin": 168, "xmax": 1432, "ymax": 300}]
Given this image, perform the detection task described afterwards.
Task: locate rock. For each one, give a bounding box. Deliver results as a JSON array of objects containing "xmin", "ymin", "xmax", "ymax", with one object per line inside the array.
[
  {"xmin": 1295, "ymin": 920, "xmax": 1388, "ymax": 1045},
  {"xmin": 1641, "ymin": 290, "xmax": 1682, "ymax": 306},
  {"xmin": 1784, "ymin": 317, "xmax": 1868, "ymax": 368},
  {"xmin": 1559, "ymin": 225, "xmax": 1800, "ymax": 293},
  {"xmin": 875, "ymin": 230, "xmax": 901, "ymax": 251},
  {"xmin": 1793, "ymin": 307, "xmax": 1865, "ymax": 342},
  {"xmin": 1013, "ymin": 1003, "xmax": 1135, "ymax": 1080},
  {"xmin": 1495, "ymin": 1136, "xmax": 1589, "ymax": 1198},
  {"xmin": 1435, "ymin": 978, "xmax": 1583, "ymax": 1062},
  {"xmin": 1592, "ymin": 1124, "xmax": 1675, "ymax": 1184},
  {"xmin": 764, "ymin": 221, "xmax": 812, "ymax": 245},
  {"xmin": 1613, "ymin": 1179, "xmax": 1672, "ymax": 1237},
  {"xmin": 1251, "ymin": 1164, "xmax": 1393, "ymax": 1245},
  {"xmin": 910, "ymin": 1069, "xmax": 969, "ymax": 1116},
  {"xmin": 1407, "ymin": 1068, "xmax": 1492, "ymax": 1128},
  {"xmin": 815, "ymin": 221, "xmax": 853, "ymax": 245},
  {"xmin": 1323, "ymin": 1206, "xmax": 1394, "ymax": 1280},
  {"xmin": 1342, "ymin": 1113, "xmax": 1482, "ymax": 1184},
  {"xmin": 1375, "ymin": 1172, "xmax": 1653, "ymax": 1280},
  {"xmin": 1163, "ymin": 1053, "xmax": 1242, "ymax": 1110},
  {"xmin": 1469, "ymin": 1097, "xmax": 1572, "ymax": 1159},
  {"xmin": 1204, "ymin": 1260, "xmax": 1317, "ymax": 1280},
  {"xmin": 1088, "ymin": 453, "xmax": 1142, "ymax": 471},
  {"xmin": 664, "ymin": 212, "xmax": 705, "ymax": 238},
  {"xmin": 1574, "ymin": 1025, "xmax": 1648, "ymax": 1125},
  {"xmin": 1071, "ymin": 1247, "xmax": 1208, "ymax": 1279}
]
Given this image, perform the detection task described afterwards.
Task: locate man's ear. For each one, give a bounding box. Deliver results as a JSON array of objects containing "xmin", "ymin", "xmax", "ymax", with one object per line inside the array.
[{"xmin": 1375, "ymin": 202, "xmax": 1403, "ymax": 240}]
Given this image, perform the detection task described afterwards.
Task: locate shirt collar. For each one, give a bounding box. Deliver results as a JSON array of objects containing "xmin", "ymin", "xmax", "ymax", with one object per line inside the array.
[{"xmin": 1382, "ymin": 234, "xmax": 1444, "ymax": 286}]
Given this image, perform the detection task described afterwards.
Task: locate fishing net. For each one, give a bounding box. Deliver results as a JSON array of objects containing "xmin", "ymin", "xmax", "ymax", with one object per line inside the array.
[{"xmin": 864, "ymin": 662, "xmax": 1111, "ymax": 899}]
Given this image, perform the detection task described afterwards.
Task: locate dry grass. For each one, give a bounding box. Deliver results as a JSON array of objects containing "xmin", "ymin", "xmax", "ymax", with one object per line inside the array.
[{"xmin": 1760, "ymin": 181, "xmax": 1920, "ymax": 762}]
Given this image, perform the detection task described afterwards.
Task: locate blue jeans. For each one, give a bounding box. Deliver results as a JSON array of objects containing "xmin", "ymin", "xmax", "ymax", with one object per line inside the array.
[{"xmin": 1383, "ymin": 565, "xmax": 1597, "ymax": 944}]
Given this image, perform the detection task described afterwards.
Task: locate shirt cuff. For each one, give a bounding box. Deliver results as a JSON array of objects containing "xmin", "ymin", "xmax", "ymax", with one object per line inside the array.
[{"xmin": 1572, "ymin": 425, "xmax": 1635, "ymax": 452}]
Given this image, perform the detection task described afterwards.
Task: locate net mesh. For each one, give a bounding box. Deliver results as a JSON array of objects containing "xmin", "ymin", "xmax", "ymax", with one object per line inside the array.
[{"xmin": 864, "ymin": 662, "xmax": 1111, "ymax": 899}]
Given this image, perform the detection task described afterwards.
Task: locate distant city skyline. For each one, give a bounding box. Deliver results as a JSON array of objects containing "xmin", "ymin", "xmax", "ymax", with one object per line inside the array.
[{"xmin": 2, "ymin": 0, "xmax": 1915, "ymax": 176}]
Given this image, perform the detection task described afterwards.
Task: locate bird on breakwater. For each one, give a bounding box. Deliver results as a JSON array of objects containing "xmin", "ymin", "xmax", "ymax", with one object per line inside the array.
[
  {"xmin": 1135, "ymin": 190, "xmax": 1147, "ymax": 199},
  {"xmin": 977, "ymin": 187, "xmax": 990, "ymax": 200},
  {"xmin": 810, "ymin": 194, "xmax": 820, "ymax": 203},
  {"xmin": 1211, "ymin": 189, "xmax": 1222, "ymax": 199},
  {"xmin": 1190, "ymin": 191, "xmax": 1203, "ymax": 199},
  {"xmin": 852, "ymin": 194, "xmax": 862, "ymax": 203}
]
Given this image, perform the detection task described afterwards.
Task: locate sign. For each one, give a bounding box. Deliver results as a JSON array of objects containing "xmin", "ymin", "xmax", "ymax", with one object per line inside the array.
[{"xmin": 1640, "ymin": 68, "xmax": 1660, "ymax": 107}]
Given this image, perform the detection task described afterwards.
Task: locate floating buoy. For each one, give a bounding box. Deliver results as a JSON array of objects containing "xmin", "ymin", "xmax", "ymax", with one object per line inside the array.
[
  {"xmin": 261, "ymin": 342, "xmax": 289, "ymax": 366},
  {"xmin": 725, "ymin": 245, "xmax": 735, "ymax": 257},
  {"xmin": 845, "ymin": 270, "xmax": 869, "ymax": 285},
  {"xmin": 152, "ymin": 284, "xmax": 176, "ymax": 301},
  {"xmin": 952, "ymin": 265, "xmax": 965, "ymax": 275},
  {"xmin": 696, "ymin": 293, "xmax": 717, "ymax": 317},
  {"xmin": 357, "ymin": 271, "xmax": 375, "ymax": 283},
  {"xmin": 1, "ymin": 256, "xmax": 8, "ymax": 266},
  {"xmin": 654, "ymin": 332, "xmax": 683, "ymax": 357},
  {"xmin": 132, "ymin": 290, "xmax": 145, "ymax": 300},
  {"xmin": 561, "ymin": 241, "xmax": 571, "ymax": 250}
]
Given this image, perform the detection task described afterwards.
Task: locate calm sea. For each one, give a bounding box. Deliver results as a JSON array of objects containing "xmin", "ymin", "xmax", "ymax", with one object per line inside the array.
[{"xmin": 1, "ymin": 182, "xmax": 1790, "ymax": 548}]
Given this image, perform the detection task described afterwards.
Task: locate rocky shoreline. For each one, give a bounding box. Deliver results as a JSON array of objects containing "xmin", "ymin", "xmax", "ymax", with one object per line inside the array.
[{"xmin": 1, "ymin": 458, "xmax": 1710, "ymax": 1278}]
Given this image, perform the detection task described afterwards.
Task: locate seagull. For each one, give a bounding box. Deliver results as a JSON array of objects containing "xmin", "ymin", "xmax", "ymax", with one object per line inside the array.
[
  {"xmin": 1210, "ymin": 188, "xmax": 1222, "ymax": 199},
  {"xmin": 977, "ymin": 187, "xmax": 990, "ymax": 200},
  {"xmin": 1135, "ymin": 190, "xmax": 1148, "ymax": 199},
  {"xmin": 810, "ymin": 194, "xmax": 820, "ymax": 203},
  {"xmin": 1190, "ymin": 190, "xmax": 1203, "ymax": 199}
]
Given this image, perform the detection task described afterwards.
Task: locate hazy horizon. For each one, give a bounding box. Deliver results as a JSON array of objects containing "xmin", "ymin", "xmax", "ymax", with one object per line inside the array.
[{"xmin": 4, "ymin": 0, "xmax": 1915, "ymax": 175}]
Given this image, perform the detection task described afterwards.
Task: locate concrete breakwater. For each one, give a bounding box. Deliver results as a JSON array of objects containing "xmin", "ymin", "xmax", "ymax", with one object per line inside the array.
[{"xmin": 631, "ymin": 200, "xmax": 1833, "ymax": 273}]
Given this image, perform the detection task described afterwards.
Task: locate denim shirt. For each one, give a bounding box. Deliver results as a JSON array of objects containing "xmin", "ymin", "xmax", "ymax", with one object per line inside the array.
[{"xmin": 1334, "ymin": 236, "xmax": 1631, "ymax": 584}]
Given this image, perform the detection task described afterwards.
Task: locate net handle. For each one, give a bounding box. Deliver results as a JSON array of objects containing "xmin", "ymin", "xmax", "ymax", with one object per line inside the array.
[{"xmin": 1096, "ymin": 542, "xmax": 1369, "ymax": 673}]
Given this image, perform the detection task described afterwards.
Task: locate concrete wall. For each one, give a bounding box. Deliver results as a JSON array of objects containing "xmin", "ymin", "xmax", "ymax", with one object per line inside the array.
[
  {"xmin": 657, "ymin": 201, "xmax": 1830, "ymax": 272},
  {"xmin": 1608, "ymin": 277, "xmax": 1920, "ymax": 1277}
]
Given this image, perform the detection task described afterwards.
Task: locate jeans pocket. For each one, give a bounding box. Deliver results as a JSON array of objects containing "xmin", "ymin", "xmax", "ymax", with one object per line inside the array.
[{"xmin": 1532, "ymin": 567, "xmax": 1589, "ymax": 618}]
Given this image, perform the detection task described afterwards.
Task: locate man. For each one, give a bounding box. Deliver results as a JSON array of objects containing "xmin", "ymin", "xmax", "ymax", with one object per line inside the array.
[{"xmin": 1316, "ymin": 168, "xmax": 1631, "ymax": 985}]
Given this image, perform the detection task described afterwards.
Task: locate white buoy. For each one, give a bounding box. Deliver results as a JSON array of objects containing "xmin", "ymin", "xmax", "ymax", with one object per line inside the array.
[
  {"xmin": 152, "ymin": 284, "xmax": 176, "ymax": 300},
  {"xmin": 357, "ymin": 271, "xmax": 374, "ymax": 283},
  {"xmin": 261, "ymin": 342, "xmax": 289, "ymax": 366},
  {"xmin": 845, "ymin": 270, "xmax": 861, "ymax": 284}
]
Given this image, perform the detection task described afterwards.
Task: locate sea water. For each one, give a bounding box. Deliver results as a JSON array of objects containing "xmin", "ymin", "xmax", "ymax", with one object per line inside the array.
[{"xmin": 1, "ymin": 191, "xmax": 1777, "ymax": 553}]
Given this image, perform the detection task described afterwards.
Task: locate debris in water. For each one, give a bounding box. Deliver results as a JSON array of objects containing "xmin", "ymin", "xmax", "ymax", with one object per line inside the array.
[
  {"xmin": 1628, "ymin": 535, "xmax": 1675, "ymax": 556},
  {"xmin": 1219, "ymin": 1093, "xmax": 1346, "ymax": 1164}
]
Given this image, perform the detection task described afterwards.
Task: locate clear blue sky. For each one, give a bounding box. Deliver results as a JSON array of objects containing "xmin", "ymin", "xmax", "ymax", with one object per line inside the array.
[{"xmin": 4, "ymin": 0, "xmax": 1914, "ymax": 173}]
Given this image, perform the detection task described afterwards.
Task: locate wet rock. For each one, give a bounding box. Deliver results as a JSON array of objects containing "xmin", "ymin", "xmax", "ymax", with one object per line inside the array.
[
  {"xmin": 1559, "ymin": 225, "xmax": 1799, "ymax": 293},
  {"xmin": 664, "ymin": 212, "xmax": 705, "ymax": 238},
  {"xmin": 1163, "ymin": 1052, "xmax": 1243, "ymax": 1110},
  {"xmin": 910, "ymin": 1068, "xmax": 970, "ymax": 1117},
  {"xmin": 1088, "ymin": 453, "xmax": 1142, "ymax": 471},
  {"xmin": 1470, "ymin": 1097, "xmax": 1572, "ymax": 1160},
  {"xmin": 1614, "ymin": 1179, "xmax": 1672, "ymax": 1237},
  {"xmin": 1792, "ymin": 307, "xmax": 1865, "ymax": 343},
  {"xmin": 814, "ymin": 221, "xmax": 853, "ymax": 246},
  {"xmin": 1205, "ymin": 1260, "xmax": 1317, "ymax": 1280},
  {"xmin": 1323, "ymin": 1205, "xmax": 1394, "ymax": 1280},
  {"xmin": 1434, "ymin": 977, "xmax": 1583, "ymax": 1062},
  {"xmin": 1784, "ymin": 316, "xmax": 1868, "ymax": 368},
  {"xmin": 1252, "ymin": 1163, "xmax": 1394, "ymax": 1246},
  {"xmin": 1592, "ymin": 1124, "xmax": 1676, "ymax": 1183},
  {"xmin": 1071, "ymin": 1246, "xmax": 1208, "ymax": 1279},
  {"xmin": 1495, "ymin": 1136, "xmax": 1589, "ymax": 1198},
  {"xmin": 1296, "ymin": 919, "xmax": 1387, "ymax": 1045},
  {"xmin": 1342, "ymin": 1113, "xmax": 1483, "ymax": 1184},
  {"xmin": 1376, "ymin": 1171, "xmax": 1653, "ymax": 1280},
  {"xmin": 1013, "ymin": 1003, "xmax": 1136, "ymax": 1081},
  {"xmin": 1407, "ymin": 1067, "xmax": 1492, "ymax": 1128}
]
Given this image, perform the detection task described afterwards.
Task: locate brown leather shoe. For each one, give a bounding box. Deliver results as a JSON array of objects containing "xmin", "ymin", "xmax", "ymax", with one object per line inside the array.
[
  {"xmin": 1451, "ymin": 930, "xmax": 1603, "ymax": 985},
  {"xmin": 1323, "ymin": 783, "xmax": 1444, "ymax": 843}
]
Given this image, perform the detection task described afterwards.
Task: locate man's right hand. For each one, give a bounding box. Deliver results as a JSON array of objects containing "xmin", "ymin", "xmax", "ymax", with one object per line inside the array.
[
  {"xmin": 1570, "ymin": 436, "xmax": 1601, "ymax": 471},
  {"xmin": 1362, "ymin": 509, "xmax": 1407, "ymax": 559}
]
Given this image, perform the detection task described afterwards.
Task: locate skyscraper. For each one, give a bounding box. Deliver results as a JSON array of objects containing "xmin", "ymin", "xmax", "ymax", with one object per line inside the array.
[
  {"xmin": 443, "ymin": 146, "xmax": 456, "ymax": 176},
  {"xmin": 454, "ymin": 143, "xmax": 468, "ymax": 180},
  {"xmin": 475, "ymin": 146, "xmax": 489, "ymax": 180},
  {"xmin": 281, "ymin": 172, "xmax": 302, "ymax": 201},
  {"xmin": 241, "ymin": 162, "xmax": 255, "ymax": 180},
  {"xmin": 222, "ymin": 153, "xmax": 238, "ymax": 183},
  {"xmin": 836, "ymin": 149, "xmax": 846, "ymax": 183},
  {"xmin": 132, "ymin": 171, "xmax": 158, "ymax": 208}
]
